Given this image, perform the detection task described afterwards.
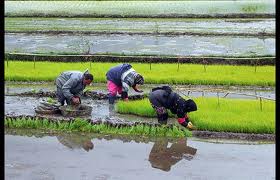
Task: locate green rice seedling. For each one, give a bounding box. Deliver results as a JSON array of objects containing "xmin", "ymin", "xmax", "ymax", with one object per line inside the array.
[
  {"xmin": 81, "ymin": 123, "xmax": 92, "ymax": 132},
  {"xmin": 57, "ymin": 121, "xmax": 64, "ymax": 130},
  {"xmin": 5, "ymin": 61, "xmax": 275, "ymax": 86},
  {"xmin": 34, "ymin": 118, "xmax": 42, "ymax": 128},
  {"xmin": 42, "ymin": 119, "xmax": 49, "ymax": 128},
  {"xmin": 5, "ymin": 1, "xmax": 274, "ymax": 18},
  {"xmin": 143, "ymin": 125, "xmax": 151, "ymax": 136},
  {"xmin": 116, "ymin": 97, "xmax": 275, "ymax": 134},
  {"xmin": 5, "ymin": 117, "xmax": 192, "ymax": 137},
  {"xmin": 47, "ymin": 97, "xmax": 55, "ymax": 104}
]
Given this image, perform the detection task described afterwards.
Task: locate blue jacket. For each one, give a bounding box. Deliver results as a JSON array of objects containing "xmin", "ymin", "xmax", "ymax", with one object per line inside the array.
[{"xmin": 106, "ymin": 64, "xmax": 132, "ymax": 86}]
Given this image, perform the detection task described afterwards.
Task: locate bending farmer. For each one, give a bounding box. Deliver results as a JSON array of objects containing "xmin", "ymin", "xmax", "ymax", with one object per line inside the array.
[
  {"xmin": 149, "ymin": 86, "xmax": 197, "ymax": 129},
  {"xmin": 106, "ymin": 63, "xmax": 144, "ymax": 104},
  {"xmin": 55, "ymin": 70, "xmax": 93, "ymax": 106}
]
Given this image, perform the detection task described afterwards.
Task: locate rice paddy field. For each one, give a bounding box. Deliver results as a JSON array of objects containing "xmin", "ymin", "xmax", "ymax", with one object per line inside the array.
[
  {"xmin": 5, "ymin": 33, "xmax": 275, "ymax": 57},
  {"xmin": 5, "ymin": 17, "xmax": 275, "ymax": 36},
  {"xmin": 116, "ymin": 97, "xmax": 275, "ymax": 134},
  {"xmin": 5, "ymin": 1, "xmax": 275, "ymax": 18},
  {"xmin": 5, "ymin": 61, "xmax": 275, "ymax": 86},
  {"xmin": 4, "ymin": 0, "xmax": 276, "ymax": 179}
]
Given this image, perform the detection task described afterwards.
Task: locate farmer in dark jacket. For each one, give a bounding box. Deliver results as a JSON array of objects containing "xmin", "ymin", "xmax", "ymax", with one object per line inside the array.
[
  {"xmin": 149, "ymin": 86, "xmax": 197, "ymax": 129},
  {"xmin": 106, "ymin": 63, "xmax": 144, "ymax": 104},
  {"xmin": 55, "ymin": 70, "xmax": 93, "ymax": 106}
]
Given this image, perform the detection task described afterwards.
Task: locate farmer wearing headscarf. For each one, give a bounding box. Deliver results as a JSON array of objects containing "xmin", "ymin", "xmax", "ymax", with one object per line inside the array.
[
  {"xmin": 149, "ymin": 86, "xmax": 197, "ymax": 129},
  {"xmin": 55, "ymin": 69, "xmax": 93, "ymax": 106},
  {"xmin": 106, "ymin": 63, "xmax": 144, "ymax": 104}
]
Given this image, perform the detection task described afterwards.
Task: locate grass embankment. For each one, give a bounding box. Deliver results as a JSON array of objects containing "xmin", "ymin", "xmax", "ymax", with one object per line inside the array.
[
  {"xmin": 5, "ymin": 61, "xmax": 275, "ymax": 86},
  {"xmin": 4, "ymin": 118, "xmax": 192, "ymax": 138},
  {"xmin": 5, "ymin": 1, "xmax": 274, "ymax": 17},
  {"xmin": 116, "ymin": 97, "xmax": 275, "ymax": 134}
]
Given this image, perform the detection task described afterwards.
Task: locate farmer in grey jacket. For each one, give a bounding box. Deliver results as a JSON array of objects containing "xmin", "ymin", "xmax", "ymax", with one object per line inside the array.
[
  {"xmin": 55, "ymin": 70, "xmax": 93, "ymax": 106},
  {"xmin": 106, "ymin": 64, "xmax": 144, "ymax": 104}
]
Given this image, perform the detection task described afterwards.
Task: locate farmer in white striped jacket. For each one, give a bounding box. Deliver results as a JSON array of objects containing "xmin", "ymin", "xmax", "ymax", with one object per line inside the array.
[{"xmin": 106, "ymin": 64, "xmax": 144, "ymax": 104}]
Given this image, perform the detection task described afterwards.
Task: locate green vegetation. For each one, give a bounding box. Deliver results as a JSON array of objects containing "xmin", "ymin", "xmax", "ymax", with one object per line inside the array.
[
  {"xmin": 5, "ymin": 117, "xmax": 192, "ymax": 138},
  {"xmin": 5, "ymin": 61, "xmax": 275, "ymax": 86},
  {"xmin": 47, "ymin": 97, "xmax": 55, "ymax": 104},
  {"xmin": 5, "ymin": 1, "xmax": 274, "ymax": 17},
  {"xmin": 116, "ymin": 97, "xmax": 275, "ymax": 134}
]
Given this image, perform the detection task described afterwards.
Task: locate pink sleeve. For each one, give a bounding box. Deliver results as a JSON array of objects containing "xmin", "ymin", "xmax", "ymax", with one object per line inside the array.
[{"xmin": 177, "ymin": 117, "xmax": 186, "ymax": 124}]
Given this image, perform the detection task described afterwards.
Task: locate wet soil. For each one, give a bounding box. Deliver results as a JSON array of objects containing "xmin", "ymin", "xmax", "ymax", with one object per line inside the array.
[
  {"xmin": 5, "ymin": 33, "xmax": 275, "ymax": 58},
  {"xmin": 5, "ymin": 129, "xmax": 275, "ymax": 179}
]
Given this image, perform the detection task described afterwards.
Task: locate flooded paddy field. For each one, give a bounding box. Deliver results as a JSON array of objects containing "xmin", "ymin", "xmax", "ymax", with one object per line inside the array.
[
  {"xmin": 5, "ymin": 33, "xmax": 275, "ymax": 57},
  {"xmin": 5, "ymin": 1, "xmax": 276, "ymax": 179},
  {"xmin": 5, "ymin": 18, "xmax": 275, "ymax": 36},
  {"xmin": 5, "ymin": 82, "xmax": 275, "ymax": 100},
  {"xmin": 5, "ymin": 129, "xmax": 275, "ymax": 180}
]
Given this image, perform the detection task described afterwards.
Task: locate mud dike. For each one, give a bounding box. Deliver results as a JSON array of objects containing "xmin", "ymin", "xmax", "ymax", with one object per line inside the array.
[{"xmin": 8, "ymin": 90, "xmax": 148, "ymax": 100}]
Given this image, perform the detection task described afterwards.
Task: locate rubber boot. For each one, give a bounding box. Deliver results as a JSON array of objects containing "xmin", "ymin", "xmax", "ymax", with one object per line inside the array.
[
  {"xmin": 108, "ymin": 103, "xmax": 115, "ymax": 117},
  {"xmin": 108, "ymin": 95, "xmax": 116, "ymax": 104}
]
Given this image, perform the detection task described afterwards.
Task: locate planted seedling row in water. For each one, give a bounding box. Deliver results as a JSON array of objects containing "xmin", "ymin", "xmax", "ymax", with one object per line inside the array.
[
  {"xmin": 116, "ymin": 97, "xmax": 275, "ymax": 134},
  {"xmin": 4, "ymin": 117, "xmax": 192, "ymax": 138},
  {"xmin": 5, "ymin": 1, "xmax": 275, "ymax": 18},
  {"xmin": 4, "ymin": 61, "xmax": 275, "ymax": 86}
]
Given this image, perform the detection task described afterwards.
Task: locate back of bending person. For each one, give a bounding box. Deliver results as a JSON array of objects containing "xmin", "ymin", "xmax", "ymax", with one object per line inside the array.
[{"xmin": 149, "ymin": 86, "xmax": 197, "ymax": 129}]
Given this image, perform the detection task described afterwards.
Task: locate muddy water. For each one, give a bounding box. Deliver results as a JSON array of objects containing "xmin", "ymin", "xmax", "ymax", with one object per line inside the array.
[
  {"xmin": 5, "ymin": 82, "xmax": 276, "ymax": 100},
  {"xmin": 5, "ymin": 130, "xmax": 275, "ymax": 180},
  {"xmin": 4, "ymin": 96, "xmax": 161, "ymax": 124},
  {"xmin": 5, "ymin": 33, "xmax": 275, "ymax": 56}
]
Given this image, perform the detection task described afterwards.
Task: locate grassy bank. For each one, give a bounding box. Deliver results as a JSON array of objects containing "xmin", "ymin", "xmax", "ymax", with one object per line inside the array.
[
  {"xmin": 116, "ymin": 97, "xmax": 275, "ymax": 134},
  {"xmin": 4, "ymin": 117, "xmax": 192, "ymax": 138},
  {"xmin": 5, "ymin": 61, "xmax": 275, "ymax": 86}
]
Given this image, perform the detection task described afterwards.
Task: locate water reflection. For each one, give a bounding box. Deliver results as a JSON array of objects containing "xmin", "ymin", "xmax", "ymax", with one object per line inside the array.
[
  {"xmin": 149, "ymin": 138, "xmax": 197, "ymax": 171},
  {"xmin": 56, "ymin": 134, "xmax": 94, "ymax": 152},
  {"xmin": 5, "ymin": 128, "xmax": 197, "ymax": 169}
]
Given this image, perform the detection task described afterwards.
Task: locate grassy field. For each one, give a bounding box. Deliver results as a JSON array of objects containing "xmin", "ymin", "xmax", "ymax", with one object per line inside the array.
[
  {"xmin": 5, "ymin": 61, "xmax": 275, "ymax": 86},
  {"xmin": 5, "ymin": 118, "xmax": 192, "ymax": 138},
  {"xmin": 116, "ymin": 97, "xmax": 275, "ymax": 134},
  {"xmin": 5, "ymin": 1, "xmax": 275, "ymax": 17}
]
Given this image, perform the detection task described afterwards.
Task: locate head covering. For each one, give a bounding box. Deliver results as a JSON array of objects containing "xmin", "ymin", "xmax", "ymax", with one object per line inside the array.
[
  {"xmin": 184, "ymin": 99, "xmax": 197, "ymax": 112},
  {"xmin": 134, "ymin": 74, "xmax": 144, "ymax": 85}
]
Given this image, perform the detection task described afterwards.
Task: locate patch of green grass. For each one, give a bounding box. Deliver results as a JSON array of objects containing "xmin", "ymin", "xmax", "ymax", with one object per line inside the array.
[
  {"xmin": 5, "ymin": 61, "xmax": 275, "ymax": 86},
  {"xmin": 4, "ymin": 117, "xmax": 192, "ymax": 138},
  {"xmin": 116, "ymin": 97, "xmax": 275, "ymax": 134}
]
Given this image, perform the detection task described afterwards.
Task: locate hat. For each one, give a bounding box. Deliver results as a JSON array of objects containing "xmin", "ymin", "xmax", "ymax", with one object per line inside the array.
[{"xmin": 184, "ymin": 99, "xmax": 197, "ymax": 112}]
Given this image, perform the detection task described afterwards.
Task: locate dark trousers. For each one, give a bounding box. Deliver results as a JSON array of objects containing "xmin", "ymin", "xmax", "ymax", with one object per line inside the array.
[{"xmin": 149, "ymin": 92, "xmax": 168, "ymax": 124}]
